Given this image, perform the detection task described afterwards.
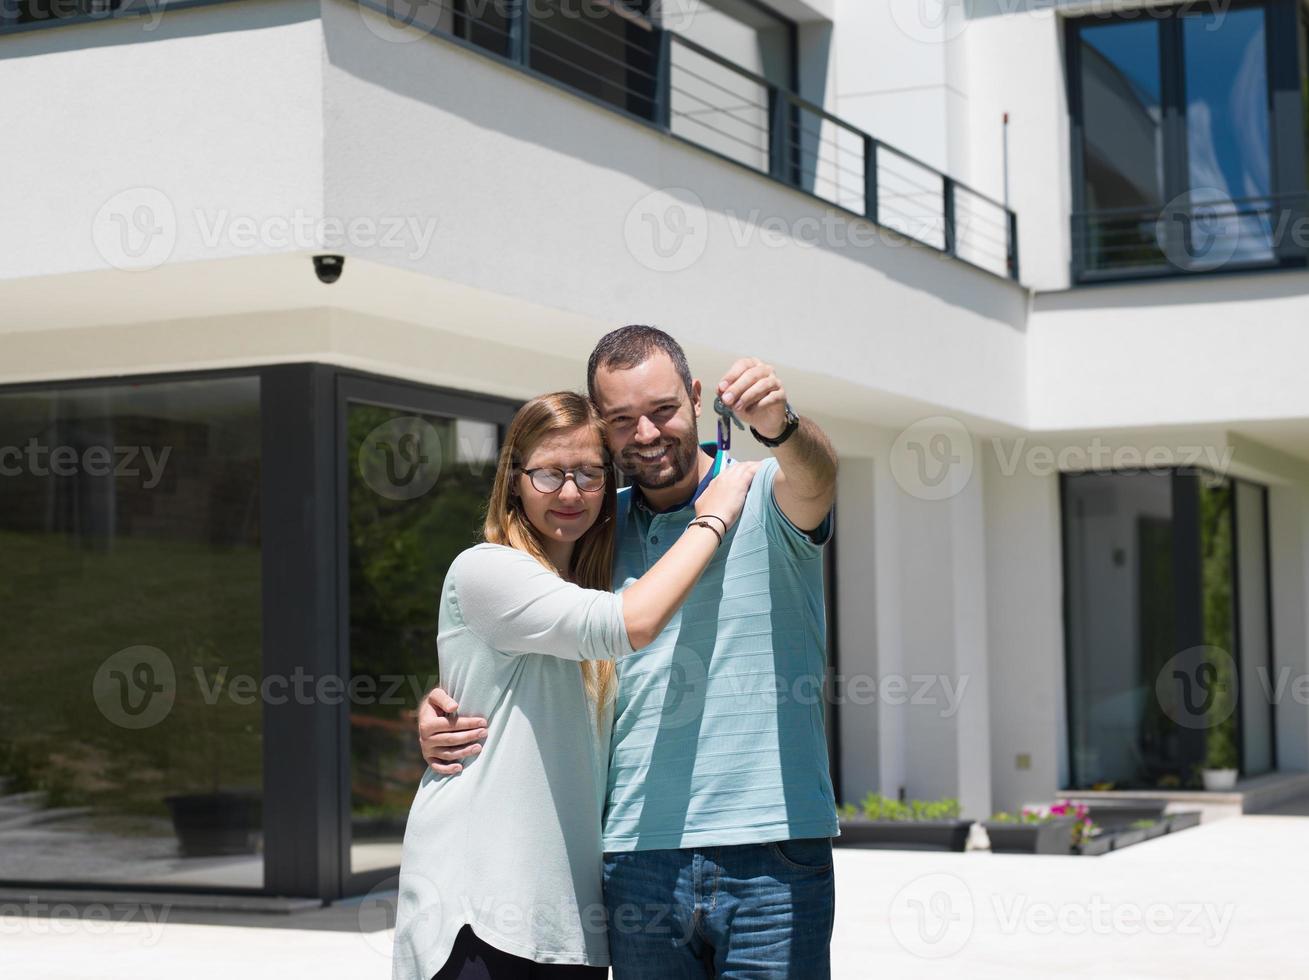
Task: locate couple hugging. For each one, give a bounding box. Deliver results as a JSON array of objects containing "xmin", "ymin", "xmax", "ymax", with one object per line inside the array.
[{"xmin": 393, "ymin": 325, "xmax": 839, "ymax": 980}]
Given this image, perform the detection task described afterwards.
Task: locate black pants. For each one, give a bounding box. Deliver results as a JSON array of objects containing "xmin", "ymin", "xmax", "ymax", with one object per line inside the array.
[{"xmin": 432, "ymin": 925, "xmax": 608, "ymax": 980}]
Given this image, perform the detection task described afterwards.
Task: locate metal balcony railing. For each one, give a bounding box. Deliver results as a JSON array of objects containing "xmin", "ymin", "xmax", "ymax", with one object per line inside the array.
[
  {"xmin": 663, "ymin": 32, "xmax": 1019, "ymax": 281},
  {"xmin": 348, "ymin": 0, "xmax": 1021, "ymax": 282},
  {"xmin": 1072, "ymin": 193, "xmax": 1309, "ymax": 282}
]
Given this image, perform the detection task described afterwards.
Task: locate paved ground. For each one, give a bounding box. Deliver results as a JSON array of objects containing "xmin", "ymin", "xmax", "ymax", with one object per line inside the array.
[{"xmin": 2, "ymin": 813, "xmax": 1305, "ymax": 979}]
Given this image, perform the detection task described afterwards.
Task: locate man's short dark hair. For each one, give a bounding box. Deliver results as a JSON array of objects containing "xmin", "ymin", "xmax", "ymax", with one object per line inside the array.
[{"xmin": 587, "ymin": 325, "xmax": 694, "ymax": 405}]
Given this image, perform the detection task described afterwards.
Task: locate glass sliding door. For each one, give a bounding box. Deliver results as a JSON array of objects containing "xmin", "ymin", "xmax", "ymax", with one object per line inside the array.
[
  {"xmin": 340, "ymin": 379, "xmax": 512, "ymax": 883},
  {"xmin": 1063, "ymin": 470, "xmax": 1182, "ymax": 789},
  {"xmin": 0, "ymin": 375, "xmax": 263, "ymax": 888},
  {"xmin": 1062, "ymin": 469, "xmax": 1275, "ymax": 790}
]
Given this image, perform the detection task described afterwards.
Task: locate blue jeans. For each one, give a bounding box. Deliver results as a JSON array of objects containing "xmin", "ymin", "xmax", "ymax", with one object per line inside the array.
[{"xmin": 602, "ymin": 838, "xmax": 835, "ymax": 980}]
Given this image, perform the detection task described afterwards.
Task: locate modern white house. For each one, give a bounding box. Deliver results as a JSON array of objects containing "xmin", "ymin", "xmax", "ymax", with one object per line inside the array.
[{"xmin": 2, "ymin": 0, "xmax": 1308, "ymax": 902}]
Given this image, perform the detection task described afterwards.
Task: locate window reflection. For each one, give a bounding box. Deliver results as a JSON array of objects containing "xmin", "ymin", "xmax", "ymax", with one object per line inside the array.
[
  {"xmin": 1081, "ymin": 20, "xmax": 1164, "ymax": 212},
  {"xmin": 346, "ymin": 403, "xmax": 498, "ymax": 875},
  {"xmin": 1183, "ymin": 8, "xmax": 1274, "ymax": 265},
  {"xmin": 0, "ymin": 377, "xmax": 263, "ymax": 888}
]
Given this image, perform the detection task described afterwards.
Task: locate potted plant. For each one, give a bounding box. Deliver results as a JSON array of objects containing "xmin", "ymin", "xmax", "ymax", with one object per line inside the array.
[
  {"xmin": 983, "ymin": 806, "xmax": 1076, "ymax": 855},
  {"xmin": 1201, "ymin": 722, "xmax": 1239, "ymax": 791},
  {"xmin": 837, "ymin": 794, "xmax": 973, "ymax": 851},
  {"xmin": 163, "ymin": 638, "xmax": 262, "ymax": 857},
  {"xmin": 1051, "ymin": 800, "xmax": 1105, "ymax": 855}
]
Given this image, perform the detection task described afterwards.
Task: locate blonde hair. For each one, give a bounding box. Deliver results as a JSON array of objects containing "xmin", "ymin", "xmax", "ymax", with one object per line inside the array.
[{"xmin": 482, "ymin": 392, "xmax": 618, "ymax": 729}]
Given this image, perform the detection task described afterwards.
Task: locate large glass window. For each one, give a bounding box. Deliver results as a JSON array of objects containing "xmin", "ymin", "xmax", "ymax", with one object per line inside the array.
[
  {"xmin": 1062, "ymin": 469, "xmax": 1275, "ymax": 791},
  {"xmin": 1069, "ymin": 3, "xmax": 1298, "ymax": 279},
  {"xmin": 345, "ymin": 401, "xmax": 499, "ymax": 876},
  {"xmin": 528, "ymin": 0, "xmax": 662, "ymax": 121},
  {"xmin": 0, "ymin": 377, "xmax": 263, "ymax": 888},
  {"xmin": 1078, "ymin": 19, "xmax": 1165, "ymax": 214}
]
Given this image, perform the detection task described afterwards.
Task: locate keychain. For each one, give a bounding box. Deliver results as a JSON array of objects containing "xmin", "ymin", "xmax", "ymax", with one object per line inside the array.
[{"xmin": 713, "ymin": 395, "xmax": 744, "ymax": 452}]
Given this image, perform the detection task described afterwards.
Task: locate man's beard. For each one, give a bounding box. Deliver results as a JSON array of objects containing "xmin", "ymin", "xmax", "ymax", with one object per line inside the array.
[{"xmin": 620, "ymin": 431, "xmax": 701, "ymax": 491}]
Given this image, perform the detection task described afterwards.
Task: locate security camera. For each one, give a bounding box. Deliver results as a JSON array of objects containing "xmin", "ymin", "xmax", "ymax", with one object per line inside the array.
[{"xmin": 313, "ymin": 254, "xmax": 344, "ymax": 284}]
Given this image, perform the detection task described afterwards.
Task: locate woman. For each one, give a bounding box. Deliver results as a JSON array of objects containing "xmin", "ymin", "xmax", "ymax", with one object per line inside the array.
[{"xmin": 392, "ymin": 391, "xmax": 758, "ymax": 980}]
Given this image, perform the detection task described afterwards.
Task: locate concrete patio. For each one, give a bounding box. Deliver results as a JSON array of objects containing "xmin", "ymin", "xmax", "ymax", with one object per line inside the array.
[{"xmin": 2, "ymin": 811, "xmax": 1305, "ymax": 980}]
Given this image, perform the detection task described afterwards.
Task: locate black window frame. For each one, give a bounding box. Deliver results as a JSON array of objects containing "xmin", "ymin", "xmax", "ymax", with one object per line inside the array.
[{"xmin": 1065, "ymin": 0, "xmax": 1309, "ymax": 284}]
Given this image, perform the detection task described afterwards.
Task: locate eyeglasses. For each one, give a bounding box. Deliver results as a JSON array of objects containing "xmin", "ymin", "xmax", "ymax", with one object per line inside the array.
[{"xmin": 522, "ymin": 465, "xmax": 607, "ymax": 493}]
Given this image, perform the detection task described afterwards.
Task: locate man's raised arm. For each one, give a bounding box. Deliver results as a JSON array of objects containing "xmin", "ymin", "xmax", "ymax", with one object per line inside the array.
[{"xmin": 716, "ymin": 356, "xmax": 837, "ymax": 532}]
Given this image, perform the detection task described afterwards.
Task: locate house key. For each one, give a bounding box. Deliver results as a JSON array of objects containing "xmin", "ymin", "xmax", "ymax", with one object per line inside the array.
[{"xmin": 713, "ymin": 395, "xmax": 744, "ymax": 452}]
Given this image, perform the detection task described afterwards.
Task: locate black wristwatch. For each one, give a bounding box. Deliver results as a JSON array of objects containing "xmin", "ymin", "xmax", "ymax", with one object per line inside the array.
[{"xmin": 751, "ymin": 403, "xmax": 800, "ymax": 448}]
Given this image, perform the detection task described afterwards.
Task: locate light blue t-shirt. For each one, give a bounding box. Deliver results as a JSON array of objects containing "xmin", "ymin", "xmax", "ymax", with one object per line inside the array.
[{"xmin": 602, "ymin": 447, "xmax": 839, "ymax": 852}]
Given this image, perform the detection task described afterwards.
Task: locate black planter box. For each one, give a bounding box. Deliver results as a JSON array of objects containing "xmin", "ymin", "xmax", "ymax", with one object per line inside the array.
[
  {"xmin": 1165, "ymin": 811, "xmax": 1202, "ymax": 833},
  {"xmin": 164, "ymin": 791, "xmax": 262, "ymax": 857},
  {"xmin": 1109, "ymin": 828, "xmax": 1147, "ymax": 851},
  {"xmin": 1137, "ymin": 820, "xmax": 1168, "ymax": 840},
  {"xmin": 1085, "ymin": 801, "xmax": 1169, "ymax": 829},
  {"xmin": 1074, "ymin": 833, "xmax": 1114, "ymax": 856},
  {"xmin": 983, "ymin": 816, "xmax": 1076, "ymax": 855},
  {"xmin": 837, "ymin": 818, "xmax": 973, "ymax": 851}
]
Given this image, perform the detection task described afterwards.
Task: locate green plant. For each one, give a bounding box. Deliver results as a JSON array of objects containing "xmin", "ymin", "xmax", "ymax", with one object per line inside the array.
[
  {"xmin": 1129, "ymin": 818, "xmax": 1158, "ymax": 830},
  {"xmin": 1205, "ymin": 719, "xmax": 1238, "ymax": 770},
  {"xmin": 910, "ymin": 797, "xmax": 963, "ymax": 821},
  {"xmin": 848, "ymin": 793, "xmax": 963, "ymax": 821}
]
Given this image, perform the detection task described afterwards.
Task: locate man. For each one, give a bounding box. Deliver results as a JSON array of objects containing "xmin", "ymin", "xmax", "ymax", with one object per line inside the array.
[{"xmin": 418, "ymin": 325, "xmax": 839, "ymax": 978}]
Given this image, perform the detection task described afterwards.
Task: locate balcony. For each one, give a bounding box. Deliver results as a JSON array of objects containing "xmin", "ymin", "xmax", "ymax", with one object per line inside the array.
[
  {"xmin": 348, "ymin": 0, "xmax": 1020, "ymax": 282},
  {"xmin": 1072, "ymin": 193, "xmax": 1309, "ymax": 282},
  {"xmin": 0, "ymin": 0, "xmax": 1019, "ymax": 283}
]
